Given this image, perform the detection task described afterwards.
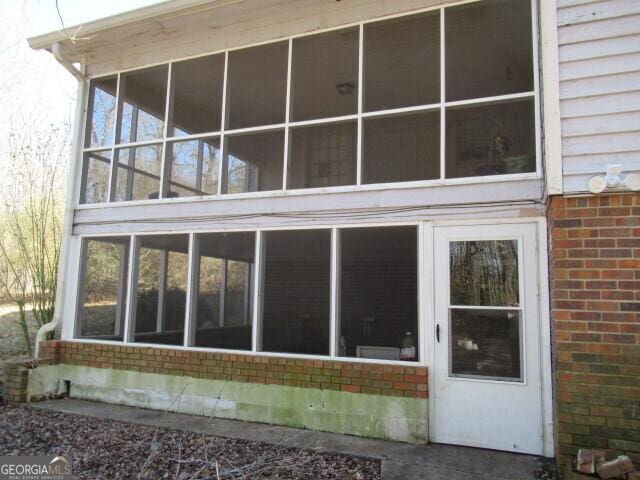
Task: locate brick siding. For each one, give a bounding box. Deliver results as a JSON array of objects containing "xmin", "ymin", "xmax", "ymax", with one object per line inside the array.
[
  {"xmin": 549, "ymin": 193, "xmax": 640, "ymax": 467},
  {"xmin": 39, "ymin": 340, "xmax": 428, "ymax": 399}
]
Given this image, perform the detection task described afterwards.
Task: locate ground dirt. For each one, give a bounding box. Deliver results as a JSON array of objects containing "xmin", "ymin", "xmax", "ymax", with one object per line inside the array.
[{"xmin": 0, "ymin": 404, "xmax": 381, "ymax": 479}]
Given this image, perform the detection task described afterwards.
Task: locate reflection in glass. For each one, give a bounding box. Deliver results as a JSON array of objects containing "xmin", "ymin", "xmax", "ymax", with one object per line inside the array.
[
  {"xmin": 339, "ymin": 227, "xmax": 418, "ymax": 361},
  {"xmin": 224, "ymin": 130, "xmax": 284, "ymax": 194},
  {"xmin": 288, "ymin": 122, "xmax": 356, "ymax": 189},
  {"xmin": 226, "ymin": 42, "xmax": 288, "ymax": 129},
  {"xmin": 195, "ymin": 232, "xmax": 255, "ymax": 349},
  {"xmin": 170, "ymin": 54, "xmax": 224, "ymax": 136},
  {"xmin": 262, "ymin": 230, "xmax": 331, "ymax": 355},
  {"xmin": 450, "ymin": 308, "xmax": 522, "ymax": 381},
  {"xmin": 119, "ymin": 66, "xmax": 168, "ymax": 143},
  {"xmin": 446, "ymin": 99, "xmax": 535, "ymax": 178},
  {"xmin": 134, "ymin": 235, "xmax": 189, "ymax": 346},
  {"xmin": 86, "ymin": 77, "xmax": 117, "ymax": 147},
  {"xmin": 446, "ymin": 0, "xmax": 533, "ymax": 101},
  {"xmin": 81, "ymin": 150, "xmax": 112, "ymax": 204},
  {"xmin": 450, "ymin": 240, "xmax": 519, "ymax": 306},
  {"xmin": 114, "ymin": 145, "xmax": 163, "ymax": 201},
  {"xmin": 364, "ymin": 12, "xmax": 439, "ymax": 111},
  {"xmin": 363, "ymin": 111, "xmax": 440, "ymax": 184},
  {"xmin": 77, "ymin": 238, "xmax": 129, "ymax": 340},
  {"xmin": 291, "ymin": 28, "xmax": 359, "ymax": 121},
  {"xmin": 168, "ymin": 138, "xmax": 220, "ymax": 197}
]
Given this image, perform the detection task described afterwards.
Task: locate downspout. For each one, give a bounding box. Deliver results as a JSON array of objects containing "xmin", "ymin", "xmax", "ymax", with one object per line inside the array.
[{"xmin": 35, "ymin": 43, "xmax": 87, "ymax": 358}]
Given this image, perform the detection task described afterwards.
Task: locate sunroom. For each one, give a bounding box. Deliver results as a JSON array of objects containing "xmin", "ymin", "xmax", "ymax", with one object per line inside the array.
[{"xmin": 27, "ymin": 0, "xmax": 553, "ymax": 459}]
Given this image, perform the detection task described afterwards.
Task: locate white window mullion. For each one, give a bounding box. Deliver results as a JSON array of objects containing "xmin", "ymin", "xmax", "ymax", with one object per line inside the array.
[
  {"xmin": 439, "ymin": 7, "xmax": 446, "ymax": 181},
  {"xmin": 282, "ymin": 38, "xmax": 293, "ymax": 190},
  {"xmin": 107, "ymin": 73, "xmax": 122, "ymax": 202},
  {"xmin": 329, "ymin": 227, "xmax": 341, "ymax": 357},
  {"xmin": 73, "ymin": 239, "xmax": 89, "ymax": 338},
  {"xmin": 159, "ymin": 62, "xmax": 173, "ymax": 199},
  {"xmin": 218, "ymin": 51, "xmax": 229, "ymax": 195},
  {"xmin": 183, "ymin": 233, "xmax": 199, "ymax": 347},
  {"xmin": 251, "ymin": 230, "xmax": 265, "ymax": 352},
  {"xmin": 356, "ymin": 24, "xmax": 364, "ymax": 185},
  {"xmin": 123, "ymin": 235, "xmax": 140, "ymax": 343}
]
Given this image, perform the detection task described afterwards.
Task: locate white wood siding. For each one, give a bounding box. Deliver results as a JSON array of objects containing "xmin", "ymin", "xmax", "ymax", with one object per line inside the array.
[{"xmin": 557, "ymin": 0, "xmax": 640, "ymax": 193}]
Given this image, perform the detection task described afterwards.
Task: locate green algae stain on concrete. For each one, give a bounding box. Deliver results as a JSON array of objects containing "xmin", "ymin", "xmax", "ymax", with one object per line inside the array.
[{"xmin": 27, "ymin": 364, "xmax": 428, "ymax": 444}]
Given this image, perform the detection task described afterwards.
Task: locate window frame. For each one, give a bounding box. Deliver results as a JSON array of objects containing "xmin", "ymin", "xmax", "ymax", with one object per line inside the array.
[
  {"xmin": 72, "ymin": 221, "xmax": 424, "ymax": 366},
  {"xmin": 77, "ymin": 0, "xmax": 541, "ymax": 208}
]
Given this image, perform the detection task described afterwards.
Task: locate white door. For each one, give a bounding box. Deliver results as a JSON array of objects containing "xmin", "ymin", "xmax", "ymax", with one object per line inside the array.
[{"xmin": 431, "ymin": 223, "xmax": 543, "ymax": 455}]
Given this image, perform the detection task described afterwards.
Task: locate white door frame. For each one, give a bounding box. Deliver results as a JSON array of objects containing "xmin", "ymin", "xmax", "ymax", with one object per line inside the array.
[{"xmin": 422, "ymin": 217, "xmax": 554, "ymax": 457}]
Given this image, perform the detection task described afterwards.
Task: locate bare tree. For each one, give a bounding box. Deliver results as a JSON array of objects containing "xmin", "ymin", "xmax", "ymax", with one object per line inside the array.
[{"xmin": 0, "ymin": 120, "xmax": 70, "ymax": 355}]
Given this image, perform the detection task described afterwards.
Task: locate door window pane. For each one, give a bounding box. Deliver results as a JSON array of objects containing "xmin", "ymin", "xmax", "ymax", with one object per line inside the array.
[
  {"xmin": 77, "ymin": 238, "xmax": 129, "ymax": 340},
  {"xmin": 446, "ymin": 99, "xmax": 535, "ymax": 178},
  {"xmin": 114, "ymin": 145, "xmax": 163, "ymax": 201},
  {"xmin": 288, "ymin": 122, "xmax": 356, "ymax": 189},
  {"xmin": 226, "ymin": 42, "xmax": 288, "ymax": 129},
  {"xmin": 195, "ymin": 232, "xmax": 255, "ymax": 349},
  {"xmin": 224, "ymin": 130, "xmax": 284, "ymax": 194},
  {"xmin": 450, "ymin": 308, "xmax": 522, "ymax": 381},
  {"xmin": 168, "ymin": 138, "xmax": 220, "ymax": 197},
  {"xmin": 134, "ymin": 235, "xmax": 189, "ymax": 346},
  {"xmin": 86, "ymin": 77, "xmax": 117, "ymax": 147},
  {"xmin": 363, "ymin": 111, "xmax": 440, "ymax": 184},
  {"xmin": 291, "ymin": 28, "xmax": 358, "ymax": 121},
  {"xmin": 339, "ymin": 227, "xmax": 418, "ymax": 361},
  {"xmin": 450, "ymin": 240, "xmax": 519, "ymax": 306},
  {"xmin": 364, "ymin": 12, "xmax": 439, "ymax": 111},
  {"xmin": 118, "ymin": 66, "xmax": 168, "ymax": 143},
  {"xmin": 81, "ymin": 150, "xmax": 112, "ymax": 204},
  {"xmin": 169, "ymin": 54, "xmax": 224, "ymax": 136},
  {"xmin": 446, "ymin": 0, "xmax": 533, "ymax": 101},
  {"xmin": 262, "ymin": 230, "xmax": 331, "ymax": 355}
]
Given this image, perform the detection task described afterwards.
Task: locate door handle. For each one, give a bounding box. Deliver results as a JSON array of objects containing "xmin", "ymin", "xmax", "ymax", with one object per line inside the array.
[{"xmin": 436, "ymin": 324, "xmax": 440, "ymax": 343}]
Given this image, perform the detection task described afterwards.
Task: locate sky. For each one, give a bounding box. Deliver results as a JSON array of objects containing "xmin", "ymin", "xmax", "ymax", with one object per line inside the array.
[{"xmin": 0, "ymin": 0, "xmax": 164, "ymax": 164}]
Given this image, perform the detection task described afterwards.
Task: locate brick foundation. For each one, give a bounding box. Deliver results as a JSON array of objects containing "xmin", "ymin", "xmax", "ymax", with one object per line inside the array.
[
  {"xmin": 2, "ymin": 362, "xmax": 30, "ymax": 403},
  {"xmin": 38, "ymin": 340, "xmax": 428, "ymax": 399},
  {"xmin": 549, "ymin": 193, "xmax": 640, "ymax": 467}
]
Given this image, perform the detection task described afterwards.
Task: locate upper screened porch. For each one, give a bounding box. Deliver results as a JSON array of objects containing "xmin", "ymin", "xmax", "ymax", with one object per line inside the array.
[{"xmin": 29, "ymin": 0, "xmax": 554, "ymax": 234}]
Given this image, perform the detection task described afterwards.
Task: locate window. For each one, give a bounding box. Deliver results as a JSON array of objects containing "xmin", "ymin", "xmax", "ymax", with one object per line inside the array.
[
  {"xmin": 75, "ymin": 225, "xmax": 424, "ymax": 363},
  {"xmin": 113, "ymin": 145, "xmax": 164, "ymax": 201},
  {"xmin": 85, "ymin": 77, "xmax": 117, "ymax": 148},
  {"xmin": 194, "ymin": 232, "xmax": 255, "ymax": 349},
  {"xmin": 261, "ymin": 229, "xmax": 331, "ymax": 355},
  {"xmin": 338, "ymin": 227, "xmax": 418, "ymax": 361},
  {"xmin": 167, "ymin": 138, "xmax": 220, "ymax": 197},
  {"xmin": 288, "ymin": 122, "xmax": 357, "ymax": 189},
  {"xmin": 291, "ymin": 28, "xmax": 359, "ymax": 121},
  {"xmin": 449, "ymin": 239, "xmax": 522, "ymax": 381},
  {"xmin": 364, "ymin": 12, "xmax": 439, "ymax": 111},
  {"xmin": 224, "ymin": 130, "xmax": 284, "ymax": 194},
  {"xmin": 363, "ymin": 112, "xmax": 440, "ymax": 184},
  {"xmin": 77, "ymin": 237, "xmax": 129, "ymax": 340},
  {"xmin": 169, "ymin": 54, "xmax": 224, "ymax": 136},
  {"xmin": 132, "ymin": 235, "xmax": 189, "ymax": 346},
  {"xmin": 79, "ymin": 0, "xmax": 536, "ymax": 205},
  {"xmin": 118, "ymin": 66, "xmax": 168, "ymax": 143},
  {"xmin": 80, "ymin": 150, "xmax": 112, "ymax": 204},
  {"xmin": 226, "ymin": 42, "xmax": 288, "ymax": 129}
]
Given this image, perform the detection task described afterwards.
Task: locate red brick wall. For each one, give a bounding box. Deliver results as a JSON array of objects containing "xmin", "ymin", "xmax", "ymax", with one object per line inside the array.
[
  {"xmin": 39, "ymin": 341, "xmax": 427, "ymax": 399},
  {"xmin": 548, "ymin": 193, "xmax": 640, "ymax": 467}
]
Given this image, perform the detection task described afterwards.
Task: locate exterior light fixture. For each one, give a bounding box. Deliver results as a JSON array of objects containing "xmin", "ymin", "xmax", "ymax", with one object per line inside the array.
[
  {"xmin": 588, "ymin": 164, "xmax": 640, "ymax": 194},
  {"xmin": 336, "ymin": 82, "xmax": 354, "ymax": 95}
]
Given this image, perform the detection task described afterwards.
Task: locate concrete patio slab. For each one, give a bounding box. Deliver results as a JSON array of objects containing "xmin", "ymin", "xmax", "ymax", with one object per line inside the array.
[{"xmin": 32, "ymin": 399, "xmax": 545, "ymax": 479}]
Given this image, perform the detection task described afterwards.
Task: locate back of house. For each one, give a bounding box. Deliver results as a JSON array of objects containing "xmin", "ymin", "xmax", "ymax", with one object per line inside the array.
[{"xmin": 8, "ymin": 0, "xmax": 638, "ymax": 473}]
